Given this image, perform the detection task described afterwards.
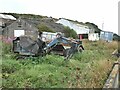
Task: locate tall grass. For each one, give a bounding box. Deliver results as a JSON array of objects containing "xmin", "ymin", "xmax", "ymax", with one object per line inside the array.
[{"xmin": 1, "ymin": 40, "xmax": 118, "ymax": 88}]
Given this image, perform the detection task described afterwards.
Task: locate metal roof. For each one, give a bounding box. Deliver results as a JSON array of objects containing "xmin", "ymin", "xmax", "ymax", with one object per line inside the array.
[
  {"xmin": 56, "ymin": 18, "xmax": 89, "ymax": 34},
  {"xmin": 0, "ymin": 14, "xmax": 16, "ymax": 20}
]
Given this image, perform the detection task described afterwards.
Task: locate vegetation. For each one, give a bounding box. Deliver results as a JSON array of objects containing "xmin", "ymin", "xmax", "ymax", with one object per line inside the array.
[
  {"xmin": 85, "ymin": 22, "xmax": 102, "ymax": 34},
  {"xmin": 3, "ymin": 13, "xmax": 102, "ymax": 34},
  {"xmin": 1, "ymin": 40, "xmax": 118, "ymax": 88},
  {"xmin": 113, "ymin": 33, "xmax": 120, "ymax": 41},
  {"xmin": 2, "ymin": 13, "xmax": 47, "ymax": 19},
  {"xmin": 64, "ymin": 26, "xmax": 77, "ymax": 38},
  {"xmin": 4, "ymin": 13, "xmax": 120, "ymax": 40},
  {"xmin": 37, "ymin": 24, "xmax": 55, "ymax": 33},
  {"xmin": 0, "ymin": 12, "xmax": 119, "ymax": 88}
]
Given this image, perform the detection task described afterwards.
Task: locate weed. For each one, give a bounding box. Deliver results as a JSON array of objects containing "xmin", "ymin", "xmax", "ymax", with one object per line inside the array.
[{"xmin": 1, "ymin": 40, "xmax": 118, "ymax": 88}]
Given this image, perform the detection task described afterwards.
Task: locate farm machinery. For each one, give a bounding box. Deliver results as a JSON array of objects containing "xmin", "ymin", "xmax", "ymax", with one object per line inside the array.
[{"xmin": 13, "ymin": 33, "xmax": 84, "ymax": 60}]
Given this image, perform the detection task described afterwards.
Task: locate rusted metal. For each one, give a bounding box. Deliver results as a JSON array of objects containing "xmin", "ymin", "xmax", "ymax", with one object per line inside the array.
[{"xmin": 13, "ymin": 35, "xmax": 84, "ymax": 60}]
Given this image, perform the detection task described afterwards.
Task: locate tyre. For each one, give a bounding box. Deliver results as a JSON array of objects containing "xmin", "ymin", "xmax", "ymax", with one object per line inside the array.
[
  {"xmin": 63, "ymin": 48, "xmax": 69, "ymax": 57},
  {"xmin": 63, "ymin": 48, "xmax": 73, "ymax": 60},
  {"xmin": 63, "ymin": 49, "xmax": 69, "ymax": 60},
  {"xmin": 77, "ymin": 45, "xmax": 84, "ymax": 53},
  {"xmin": 16, "ymin": 56, "xmax": 25, "ymax": 60}
]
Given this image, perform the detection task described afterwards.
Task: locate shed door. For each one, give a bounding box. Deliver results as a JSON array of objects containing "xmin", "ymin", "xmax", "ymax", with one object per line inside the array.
[{"xmin": 14, "ymin": 30, "xmax": 25, "ymax": 37}]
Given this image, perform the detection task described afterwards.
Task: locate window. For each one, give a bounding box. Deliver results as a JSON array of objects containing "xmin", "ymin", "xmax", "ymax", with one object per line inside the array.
[{"xmin": 14, "ymin": 30, "xmax": 25, "ymax": 37}]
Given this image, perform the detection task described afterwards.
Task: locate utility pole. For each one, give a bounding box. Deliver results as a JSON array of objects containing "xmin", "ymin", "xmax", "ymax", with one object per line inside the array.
[{"xmin": 102, "ymin": 18, "xmax": 104, "ymax": 31}]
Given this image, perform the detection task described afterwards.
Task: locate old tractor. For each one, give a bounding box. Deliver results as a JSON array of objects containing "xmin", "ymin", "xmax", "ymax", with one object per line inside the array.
[{"xmin": 13, "ymin": 33, "xmax": 84, "ymax": 60}]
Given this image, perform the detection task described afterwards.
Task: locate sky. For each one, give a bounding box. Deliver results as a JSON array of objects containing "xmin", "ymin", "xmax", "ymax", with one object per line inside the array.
[{"xmin": 0, "ymin": 0, "xmax": 119, "ymax": 34}]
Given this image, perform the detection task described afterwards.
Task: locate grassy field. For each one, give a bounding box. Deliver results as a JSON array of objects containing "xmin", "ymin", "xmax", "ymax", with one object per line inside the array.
[{"xmin": 1, "ymin": 40, "xmax": 118, "ymax": 88}]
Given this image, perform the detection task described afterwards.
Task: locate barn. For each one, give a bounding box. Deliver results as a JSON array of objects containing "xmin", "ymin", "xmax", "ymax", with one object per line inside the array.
[
  {"xmin": 2, "ymin": 18, "xmax": 39, "ymax": 41},
  {"xmin": 56, "ymin": 18, "xmax": 93, "ymax": 39}
]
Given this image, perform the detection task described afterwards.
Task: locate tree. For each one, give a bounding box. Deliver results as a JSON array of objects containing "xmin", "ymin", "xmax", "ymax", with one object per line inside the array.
[{"xmin": 64, "ymin": 26, "xmax": 77, "ymax": 38}]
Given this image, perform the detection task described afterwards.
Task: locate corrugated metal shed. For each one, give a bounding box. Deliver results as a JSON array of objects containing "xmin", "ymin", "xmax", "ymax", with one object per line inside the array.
[
  {"xmin": 100, "ymin": 31, "xmax": 113, "ymax": 42},
  {"xmin": 0, "ymin": 14, "xmax": 16, "ymax": 20},
  {"xmin": 56, "ymin": 18, "xmax": 89, "ymax": 34}
]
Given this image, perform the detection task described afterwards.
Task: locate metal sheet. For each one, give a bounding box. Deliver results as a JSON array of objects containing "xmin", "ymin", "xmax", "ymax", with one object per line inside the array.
[
  {"xmin": 0, "ymin": 14, "xmax": 16, "ymax": 20},
  {"xmin": 100, "ymin": 31, "xmax": 113, "ymax": 42},
  {"xmin": 56, "ymin": 18, "xmax": 89, "ymax": 34}
]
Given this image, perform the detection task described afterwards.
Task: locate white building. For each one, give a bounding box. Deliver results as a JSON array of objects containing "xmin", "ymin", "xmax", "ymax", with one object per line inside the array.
[
  {"xmin": 56, "ymin": 18, "xmax": 92, "ymax": 39},
  {"xmin": 56, "ymin": 18, "xmax": 90, "ymax": 34},
  {"xmin": 88, "ymin": 33, "xmax": 99, "ymax": 41}
]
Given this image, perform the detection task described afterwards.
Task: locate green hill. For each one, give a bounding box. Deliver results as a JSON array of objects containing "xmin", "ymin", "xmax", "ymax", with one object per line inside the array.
[{"xmin": 2, "ymin": 13, "xmax": 119, "ymax": 40}]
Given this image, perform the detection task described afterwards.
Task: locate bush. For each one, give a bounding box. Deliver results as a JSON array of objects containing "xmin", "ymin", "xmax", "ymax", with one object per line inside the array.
[
  {"xmin": 2, "ymin": 59, "xmax": 22, "ymax": 73},
  {"xmin": 37, "ymin": 24, "xmax": 54, "ymax": 32},
  {"xmin": 2, "ymin": 42, "xmax": 12, "ymax": 55},
  {"xmin": 64, "ymin": 26, "xmax": 77, "ymax": 38}
]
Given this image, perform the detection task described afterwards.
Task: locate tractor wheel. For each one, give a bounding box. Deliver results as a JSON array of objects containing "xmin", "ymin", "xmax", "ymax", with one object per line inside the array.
[
  {"xmin": 77, "ymin": 45, "xmax": 84, "ymax": 53},
  {"xmin": 63, "ymin": 49, "xmax": 69, "ymax": 57},
  {"xmin": 16, "ymin": 56, "xmax": 26, "ymax": 60},
  {"xmin": 41, "ymin": 49, "xmax": 47, "ymax": 56},
  {"xmin": 63, "ymin": 48, "xmax": 72, "ymax": 60}
]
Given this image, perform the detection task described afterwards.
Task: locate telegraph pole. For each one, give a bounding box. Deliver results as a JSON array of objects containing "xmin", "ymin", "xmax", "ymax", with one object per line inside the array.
[{"xmin": 102, "ymin": 18, "xmax": 104, "ymax": 31}]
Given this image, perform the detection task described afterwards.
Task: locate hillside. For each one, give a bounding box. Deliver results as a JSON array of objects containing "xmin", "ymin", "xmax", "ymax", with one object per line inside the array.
[
  {"xmin": 2, "ymin": 13, "xmax": 119, "ymax": 40},
  {"xmin": 2, "ymin": 13, "xmax": 77, "ymax": 38}
]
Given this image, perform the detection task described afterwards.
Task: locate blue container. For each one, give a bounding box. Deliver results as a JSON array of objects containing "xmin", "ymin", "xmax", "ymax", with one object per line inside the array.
[{"xmin": 100, "ymin": 31, "xmax": 113, "ymax": 42}]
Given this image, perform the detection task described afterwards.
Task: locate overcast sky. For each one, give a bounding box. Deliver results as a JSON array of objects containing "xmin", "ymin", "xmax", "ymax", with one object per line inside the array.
[{"xmin": 0, "ymin": 0, "xmax": 119, "ymax": 34}]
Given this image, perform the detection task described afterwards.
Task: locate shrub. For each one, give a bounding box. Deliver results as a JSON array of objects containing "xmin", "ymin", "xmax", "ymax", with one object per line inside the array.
[
  {"xmin": 64, "ymin": 26, "xmax": 77, "ymax": 38},
  {"xmin": 37, "ymin": 24, "xmax": 54, "ymax": 32},
  {"xmin": 2, "ymin": 59, "xmax": 22, "ymax": 73},
  {"xmin": 2, "ymin": 42, "xmax": 12, "ymax": 55}
]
